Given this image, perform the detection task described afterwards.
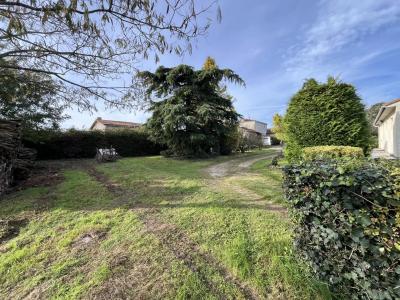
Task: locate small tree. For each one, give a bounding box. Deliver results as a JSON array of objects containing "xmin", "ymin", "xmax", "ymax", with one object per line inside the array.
[
  {"xmin": 284, "ymin": 77, "xmax": 370, "ymax": 160},
  {"xmin": 271, "ymin": 113, "xmax": 286, "ymax": 142},
  {"xmin": 140, "ymin": 61, "xmax": 244, "ymax": 157}
]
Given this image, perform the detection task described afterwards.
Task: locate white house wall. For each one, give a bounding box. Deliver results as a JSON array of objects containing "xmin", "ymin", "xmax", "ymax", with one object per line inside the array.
[
  {"xmin": 394, "ymin": 111, "xmax": 400, "ymax": 157},
  {"xmin": 254, "ymin": 122, "xmax": 267, "ymax": 135},
  {"xmin": 240, "ymin": 120, "xmax": 267, "ymax": 135},
  {"xmin": 240, "ymin": 120, "xmax": 256, "ymax": 131},
  {"xmin": 378, "ymin": 111, "xmax": 394, "ymax": 155},
  {"xmin": 91, "ymin": 122, "xmax": 106, "ymax": 131}
]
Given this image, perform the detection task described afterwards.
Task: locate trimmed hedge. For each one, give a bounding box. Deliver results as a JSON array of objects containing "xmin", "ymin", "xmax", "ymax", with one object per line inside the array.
[
  {"xmin": 283, "ymin": 160, "xmax": 400, "ymax": 299},
  {"xmin": 23, "ymin": 129, "xmax": 164, "ymax": 160},
  {"xmin": 284, "ymin": 77, "xmax": 370, "ymax": 160},
  {"xmin": 302, "ymin": 146, "xmax": 364, "ymax": 160}
]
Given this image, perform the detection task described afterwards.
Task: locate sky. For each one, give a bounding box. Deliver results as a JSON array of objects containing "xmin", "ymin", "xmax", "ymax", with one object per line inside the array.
[{"xmin": 62, "ymin": 0, "xmax": 400, "ymax": 129}]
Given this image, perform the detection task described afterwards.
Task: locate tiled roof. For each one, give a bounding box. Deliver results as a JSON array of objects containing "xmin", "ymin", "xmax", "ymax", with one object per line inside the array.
[
  {"xmin": 239, "ymin": 126, "xmax": 260, "ymax": 134},
  {"xmin": 90, "ymin": 118, "xmax": 141, "ymax": 129},
  {"xmin": 385, "ymin": 98, "xmax": 400, "ymax": 106},
  {"xmin": 99, "ymin": 119, "xmax": 141, "ymax": 127},
  {"xmin": 373, "ymin": 99, "xmax": 400, "ymax": 126}
]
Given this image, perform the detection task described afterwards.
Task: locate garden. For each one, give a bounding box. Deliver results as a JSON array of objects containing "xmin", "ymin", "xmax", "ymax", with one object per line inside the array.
[
  {"xmin": 1, "ymin": 73, "xmax": 399, "ymax": 299},
  {"xmin": 0, "ymin": 150, "xmax": 331, "ymax": 299},
  {"xmin": 1, "ymin": 2, "xmax": 399, "ymax": 299}
]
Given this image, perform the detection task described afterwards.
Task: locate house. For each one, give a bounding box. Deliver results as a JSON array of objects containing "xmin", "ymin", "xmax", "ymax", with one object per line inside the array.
[
  {"xmin": 374, "ymin": 99, "xmax": 400, "ymax": 158},
  {"xmin": 239, "ymin": 119, "xmax": 269, "ymax": 145},
  {"xmin": 240, "ymin": 126, "xmax": 262, "ymax": 141},
  {"xmin": 90, "ymin": 117, "xmax": 141, "ymax": 131}
]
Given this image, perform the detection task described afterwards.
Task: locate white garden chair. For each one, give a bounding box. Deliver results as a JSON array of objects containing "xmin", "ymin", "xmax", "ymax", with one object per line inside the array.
[{"xmin": 95, "ymin": 147, "xmax": 119, "ymax": 162}]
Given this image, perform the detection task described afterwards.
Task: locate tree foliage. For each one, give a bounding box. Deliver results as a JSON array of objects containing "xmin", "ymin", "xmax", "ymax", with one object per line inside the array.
[
  {"xmin": 237, "ymin": 130, "xmax": 263, "ymax": 153},
  {"xmin": 203, "ymin": 56, "xmax": 217, "ymax": 70},
  {"xmin": 284, "ymin": 77, "xmax": 370, "ymax": 160},
  {"xmin": 0, "ymin": 60, "xmax": 67, "ymax": 129},
  {"xmin": 271, "ymin": 113, "xmax": 286, "ymax": 141},
  {"xmin": 366, "ymin": 102, "xmax": 384, "ymax": 136},
  {"xmin": 139, "ymin": 62, "xmax": 244, "ymax": 157},
  {"xmin": 0, "ymin": 0, "xmax": 218, "ymax": 110}
]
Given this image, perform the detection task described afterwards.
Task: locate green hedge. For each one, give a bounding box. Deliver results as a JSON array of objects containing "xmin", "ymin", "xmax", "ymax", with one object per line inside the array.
[
  {"xmin": 283, "ymin": 160, "xmax": 400, "ymax": 299},
  {"xmin": 302, "ymin": 146, "xmax": 364, "ymax": 160},
  {"xmin": 23, "ymin": 129, "xmax": 164, "ymax": 159},
  {"xmin": 284, "ymin": 77, "xmax": 371, "ymax": 161}
]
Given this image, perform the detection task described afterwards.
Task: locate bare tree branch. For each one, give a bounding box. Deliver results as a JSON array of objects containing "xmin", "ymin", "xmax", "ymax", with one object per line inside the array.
[{"xmin": 0, "ymin": 0, "xmax": 219, "ymax": 111}]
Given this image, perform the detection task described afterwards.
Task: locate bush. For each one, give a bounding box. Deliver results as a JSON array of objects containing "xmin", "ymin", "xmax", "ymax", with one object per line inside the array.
[
  {"xmin": 283, "ymin": 160, "xmax": 400, "ymax": 299},
  {"xmin": 237, "ymin": 129, "xmax": 263, "ymax": 153},
  {"xmin": 23, "ymin": 129, "xmax": 163, "ymax": 160},
  {"xmin": 302, "ymin": 146, "xmax": 364, "ymax": 160},
  {"xmin": 284, "ymin": 77, "xmax": 370, "ymax": 161},
  {"xmin": 379, "ymin": 160, "xmax": 400, "ymax": 198},
  {"xmin": 283, "ymin": 142, "xmax": 303, "ymax": 161},
  {"xmin": 219, "ymin": 126, "xmax": 241, "ymax": 155}
]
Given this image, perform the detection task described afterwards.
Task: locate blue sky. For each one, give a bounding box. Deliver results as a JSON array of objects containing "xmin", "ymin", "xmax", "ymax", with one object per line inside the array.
[{"xmin": 63, "ymin": 0, "xmax": 400, "ymax": 129}]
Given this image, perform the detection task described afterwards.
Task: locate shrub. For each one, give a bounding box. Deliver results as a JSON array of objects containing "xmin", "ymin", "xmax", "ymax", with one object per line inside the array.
[
  {"xmin": 283, "ymin": 142, "xmax": 303, "ymax": 161},
  {"xmin": 284, "ymin": 77, "xmax": 370, "ymax": 161},
  {"xmin": 237, "ymin": 128, "xmax": 263, "ymax": 153},
  {"xmin": 237, "ymin": 135, "xmax": 263, "ymax": 153},
  {"xmin": 379, "ymin": 160, "xmax": 400, "ymax": 198},
  {"xmin": 219, "ymin": 126, "xmax": 241, "ymax": 155},
  {"xmin": 283, "ymin": 160, "xmax": 400, "ymax": 299},
  {"xmin": 302, "ymin": 146, "xmax": 364, "ymax": 160},
  {"xmin": 23, "ymin": 129, "xmax": 163, "ymax": 160}
]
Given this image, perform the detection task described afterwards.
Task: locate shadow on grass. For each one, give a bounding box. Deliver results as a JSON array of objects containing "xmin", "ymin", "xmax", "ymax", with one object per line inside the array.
[
  {"xmin": 1, "ymin": 171, "xmax": 287, "ymax": 219},
  {"xmin": 1, "ymin": 150, "xmax": 285, "ymax": 220}
]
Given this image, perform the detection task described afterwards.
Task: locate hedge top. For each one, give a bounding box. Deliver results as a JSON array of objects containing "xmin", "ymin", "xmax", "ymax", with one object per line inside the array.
[{"xmin": 302, "ymin": 145, "xmax": 364, "ymax": 160}]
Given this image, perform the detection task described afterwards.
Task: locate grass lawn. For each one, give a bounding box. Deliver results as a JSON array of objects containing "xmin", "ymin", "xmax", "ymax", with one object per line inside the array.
[{"xmin": 0, "ymin": 150, "xmax": 331, "ymax": 299}]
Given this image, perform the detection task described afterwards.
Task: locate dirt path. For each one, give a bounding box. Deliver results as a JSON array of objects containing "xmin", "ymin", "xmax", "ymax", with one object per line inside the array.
[
  {"xmin": 205, "ymin": 148, "xmax": 287, "ymax": 215},
  {"xmin": 222, "ymin": 180, "xmax": 287, "ymax": 215},
  {"xmin": 205, "ymin": 149, "xmax": 280, "ymax": 178}
]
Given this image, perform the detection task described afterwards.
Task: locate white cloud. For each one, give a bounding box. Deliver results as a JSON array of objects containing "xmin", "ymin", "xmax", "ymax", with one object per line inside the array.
[{"xmin": 287, "ymin": 0, "xmax": 400, "ymax": 74}]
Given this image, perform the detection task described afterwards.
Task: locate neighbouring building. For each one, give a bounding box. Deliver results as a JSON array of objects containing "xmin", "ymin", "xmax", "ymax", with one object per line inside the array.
[
  {"xmin": 239, "ymin": 118, "xmax": 269, "ymax": 145},
  {"xmin": 90, "ymin": 117, "xmax": 142, "ymax": 131},
  {"xmin": 240, "ymin": 126, "xmax": 262, "ymax": 143},
  {"xmin": 374, "ymin": 99, "xmax": 400, "ymax": 158}
]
